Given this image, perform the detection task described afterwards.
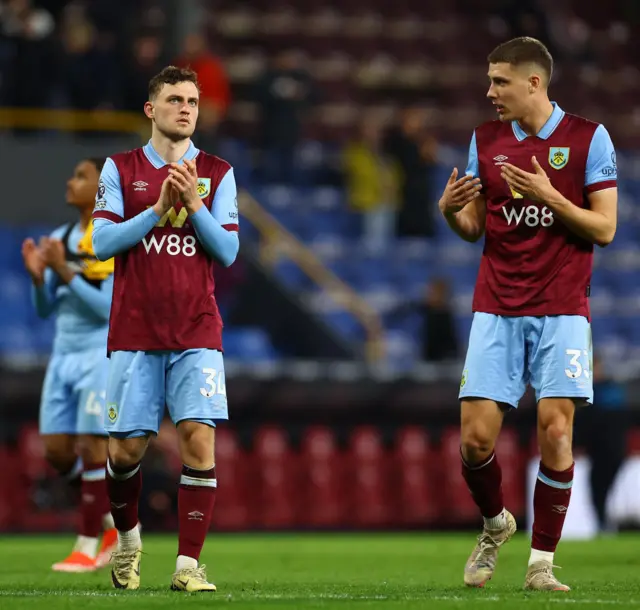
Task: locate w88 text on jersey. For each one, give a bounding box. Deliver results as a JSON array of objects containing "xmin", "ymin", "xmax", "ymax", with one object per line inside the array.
[{"xmin": 502, "ymin": 204, "xmax": 555, "ymax": 228}]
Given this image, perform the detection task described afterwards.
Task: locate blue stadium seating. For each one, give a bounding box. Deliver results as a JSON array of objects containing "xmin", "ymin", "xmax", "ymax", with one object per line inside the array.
[{"xmin": 1, "ymin": 141, "xmax": 638, "ymax": 365}]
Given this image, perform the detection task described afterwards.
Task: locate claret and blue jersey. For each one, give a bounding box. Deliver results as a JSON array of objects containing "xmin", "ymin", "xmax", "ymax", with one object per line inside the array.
[
  {"xmin": 91, "ymin": 140, "xmax": 239, "ymax": 438},
  {"xmin": 458, "ymin": 102, "xmax": 617, "ymax": 408}
]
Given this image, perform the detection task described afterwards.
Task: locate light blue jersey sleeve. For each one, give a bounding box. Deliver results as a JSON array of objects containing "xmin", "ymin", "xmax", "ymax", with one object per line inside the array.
[
  {"xmin": 212, "ymin": 169, "xmax": 240, "ymax": 229},
  {"xmin": 92, "ymin": 210, "xmax": 160, "ymax": 261},
  {"xmin": 67, "ymin": 274, "xmax": 113, "ymax": 321},
  {"xmin": 465, "ymin": 131, "xmax": 479, "ymax": 178},
  {"xmin": 94, "ymin": 157, "xmax": 124, "ymax": 220},
  {"xmin": 190, "ymin": 168, "xmax": 240, "ymax": 267},
  {"xmin": 32, "ymin": 267, "xmax": 59, "ymax": 319},
  {"xmin": 585, "ymin": 124, "xmax": 617, "ymax": 187}
]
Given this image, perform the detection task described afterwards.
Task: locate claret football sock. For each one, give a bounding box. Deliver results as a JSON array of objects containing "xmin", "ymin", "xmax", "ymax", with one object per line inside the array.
[
  {"xmin": 106, "ymin": 458, "xmax": 142, "ymax": 546},
  {"xmin": 531, "ymin": 461, "xmax": 574, "ymax": 560},
  {"xmin": 461, "ymin": 450, "xmax": 505, "ymax": 524},
  {"xmin": 80, "ymin": 462, "xmax": 108, "ymax": 540},
  {"xmin": 177, "ymin": 464, "xmax": 217, "ymax": 565}
]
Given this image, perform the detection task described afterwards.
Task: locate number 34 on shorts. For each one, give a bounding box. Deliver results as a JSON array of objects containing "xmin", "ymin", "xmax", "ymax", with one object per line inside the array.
[{"xmin": 105, "ymin": 349, "xmax": 229, "ymax": 435}]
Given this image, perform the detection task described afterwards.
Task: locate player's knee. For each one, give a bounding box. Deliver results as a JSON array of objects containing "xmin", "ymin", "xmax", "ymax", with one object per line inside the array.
[
  {"xmin": 178, "ymin": 421, "xmax": 214, "ymax": 470},
  {"xmin": 76, "ymin": 435, "xmax": 108, "ymax": 465},
  {"xmin": 539, "ymin": 417, "xmax": 572, "ymax": 454},
  {"xmin": 460, "ymin": 425, "xmax": 496, "ymax": 464},
  {"xmin": 108, "ymin": 437, "xmax": 147, "ymax": 468}
]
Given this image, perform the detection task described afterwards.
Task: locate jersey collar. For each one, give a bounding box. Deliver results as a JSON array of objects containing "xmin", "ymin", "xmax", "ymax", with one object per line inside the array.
[
  {"xmin": 143, "ymin": 140, "xmax": 199, "ymax": 169},
  {"xmin": 511, "ymin": 102, "xmax": 565, "ymax": 141}
]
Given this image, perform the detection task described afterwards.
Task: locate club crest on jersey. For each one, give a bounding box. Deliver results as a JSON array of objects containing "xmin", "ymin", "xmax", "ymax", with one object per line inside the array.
[
  {"xmin": 197, "ymin": 178, "xmax": 211, "ymax": 199},
  {"xmin": 548, "ymin": 147, "xmax": 570, "ymax": 170}
]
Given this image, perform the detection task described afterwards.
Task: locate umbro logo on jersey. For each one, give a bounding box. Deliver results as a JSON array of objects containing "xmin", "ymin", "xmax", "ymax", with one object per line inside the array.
[
  {"xmin": 133, "ymin": 181, "xmax": 148, "ymax": 191},
  {"xmin": 493, "ymin": 155, "xmax": 508, "ymax": 165}
]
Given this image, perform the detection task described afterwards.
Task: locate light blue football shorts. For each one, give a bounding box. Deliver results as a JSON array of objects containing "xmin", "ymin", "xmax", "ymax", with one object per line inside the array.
[
  {"xmin": 104, "ymin": 349, "xmax": 229, "ymax": 438},
  {"xmin": 39, "ymin": 347, "xmax": 109, "ymax": 436},
  {"xmin": 459, "ymin": 313, "xmax": 593, "ymax": 408}
]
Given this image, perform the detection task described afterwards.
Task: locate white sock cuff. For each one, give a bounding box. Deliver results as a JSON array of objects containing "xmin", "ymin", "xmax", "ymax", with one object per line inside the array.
[
  {"xmin": 82, "ymin": 467, "xmax": 106, "ymax": 481},
  {"xmin": 107, "ymin": 459, "xmax": 140, "ymax": 481},
  {"xmin": 179, "ymin": 474, "xmax": 217, "ymax": 488}
]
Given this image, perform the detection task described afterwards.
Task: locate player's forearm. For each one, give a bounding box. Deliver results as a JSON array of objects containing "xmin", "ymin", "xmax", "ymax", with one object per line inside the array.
[
  {"xmin": 545, "ymin": 193, "xmax": 616, "ymax": 247},
  {"xmin": 190, "ymin": 207, "xmax": 239, "ymax": 267},
  {"xmin": 67, "ymin": 276, "xmax": 111, "ymax": 321},
  {"xmin": 441, "ymin": 208, "xmax": 484, "ymax": 243},
  {"xmin": 52, "ymin": 264, "xmax": 76, "ymax": 285},
  {"xmin": 31, "ymin": 284, "xmax": 56, "ymax": 318},
  {"xmin": 92, "ymin": 208, "xmax": 161, "ymax": 260}
]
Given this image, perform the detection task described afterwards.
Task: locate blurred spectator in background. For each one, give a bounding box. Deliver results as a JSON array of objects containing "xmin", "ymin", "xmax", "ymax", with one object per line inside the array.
[
  {"xmin": 0, "ymin": 0, "xmax": 55, "ymax": 109},
  {"xmin": 580, "ymin": 354, "xmax": 627, "ymax": 533},
  {"xmin": 389, "ymin": 277, "xmax": 458, "ymax": 362},
  {"xmin": 343, "ymin": 112, "xmax": 400, "ymax": 254},
  {"xmin": 543, "ymin": 1, "xmax": 596, "ymax": 64},
  {"xmin": 419, "ymin": 277, "xmax": 458, "ymax": 362},
  {"xmin": 214, "ymin": 258, "xmax": 247, "ymax": 321},
  {"xmin": 121, "ymin": 32, "xmax": 163, "ymax": 112},
  {"xmin": 57, "ymin": 3, "xmax": 115, "ymax": 111},
  {"xmin": 384, "ymin": 107, "xmax": 438, "ymax": 239},
  {"xmin": 174, "ymin": 32, "xmax": 230, "ymax": 151},
  {"xmin": 254, "ymin": 49, "xmax": 318, "ymax": 184}
]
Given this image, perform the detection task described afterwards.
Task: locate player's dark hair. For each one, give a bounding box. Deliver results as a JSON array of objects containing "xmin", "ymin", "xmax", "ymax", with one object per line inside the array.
[
  {"xmin": 488, "ymin": 37, "xmax": 553, "ymax": 84},
  {"xmin": 87, "ymin": 157, "xmax": 106, "ymax": 172},
  {"xmin": 148, "ymin": 66, "xmax": 200, "ymax": 100}
]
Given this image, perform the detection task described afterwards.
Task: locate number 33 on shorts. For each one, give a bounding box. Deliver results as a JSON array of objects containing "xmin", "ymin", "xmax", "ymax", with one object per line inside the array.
[{"xmin": 564, "ymin": 348, "xmax": 590, "ymax": 380}]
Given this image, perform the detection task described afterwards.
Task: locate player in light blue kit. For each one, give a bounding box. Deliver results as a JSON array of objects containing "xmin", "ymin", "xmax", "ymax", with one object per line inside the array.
[{"xmin": 21, "ymin": 158, "xmax": 117, "ymax": 573}]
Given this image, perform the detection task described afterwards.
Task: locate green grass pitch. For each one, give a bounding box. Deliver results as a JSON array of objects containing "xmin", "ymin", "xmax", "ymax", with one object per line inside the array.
[{"xmin": 1, "ymin": 533, "xmax": 639, "ymax": 609}]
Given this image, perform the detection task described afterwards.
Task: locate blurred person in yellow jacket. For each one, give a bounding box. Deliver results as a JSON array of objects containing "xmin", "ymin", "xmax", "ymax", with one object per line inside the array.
[{"xmin": 344, "ymin": 113, "xmax": 401, "ymax": 253}]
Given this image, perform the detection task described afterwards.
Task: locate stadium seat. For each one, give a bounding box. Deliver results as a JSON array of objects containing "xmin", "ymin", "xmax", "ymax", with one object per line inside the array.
[
  {"xmin": 495, "ymin": 428, "xmax": 525, "ymax": 519},
  {"xmin": 299, "ymin": 426, "xmax": 348, "ymax": 527},
  {"xmin": 253, "ymin": 426, "xmax": 298, "ymax": 529},
  {"xmin": 393, "ymin": 426, "xmax": 439, "ymax": 525},
  {"xmin": 211, "ymin": 427, "xmax": 252, "ymax": 530},
  {"xmin": 18, "ymin": 424, "xmax": 51, "ymax": 481},
  {"xmin": 347, "ymin": 425, "xmax": 390, "ymax": 527},
  {"xmin": 440, "ymin": 427, "xmax": 479, "ymax": 524},
  {"xmin": 0, "ymin": 447, "xmax": 26, "ymax": 529},
  {"xmin": 223, "ymin": 327, "xmax": 279, "ymax": 362}
]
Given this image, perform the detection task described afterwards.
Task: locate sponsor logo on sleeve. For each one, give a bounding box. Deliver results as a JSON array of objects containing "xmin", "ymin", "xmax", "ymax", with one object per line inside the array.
[{"xmin": 602, "ymin": 151, "xmax": 617, "ymax": 177}]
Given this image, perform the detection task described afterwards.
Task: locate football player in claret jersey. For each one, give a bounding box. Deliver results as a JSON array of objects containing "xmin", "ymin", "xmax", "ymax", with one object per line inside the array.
[
  {"xmin": 91, "ymin": 66, "xmax": 239, "ymax": 592},
  {"xmin": 438, "ymin": 37, "xmax": 617, "ymax": 591},
  {"xmin": 22, "ymin": 158, "xmax": 117, "ymax": 572}
]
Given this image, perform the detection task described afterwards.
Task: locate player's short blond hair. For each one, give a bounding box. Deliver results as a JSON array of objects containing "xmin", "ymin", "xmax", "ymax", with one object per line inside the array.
[
  {"xmin": 148, "ymin": 66, "xmax": 200, "ymax": 100},
  {"xmin": 488, "ymin": 37, "xmax": 553, "ymax": 85}
]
